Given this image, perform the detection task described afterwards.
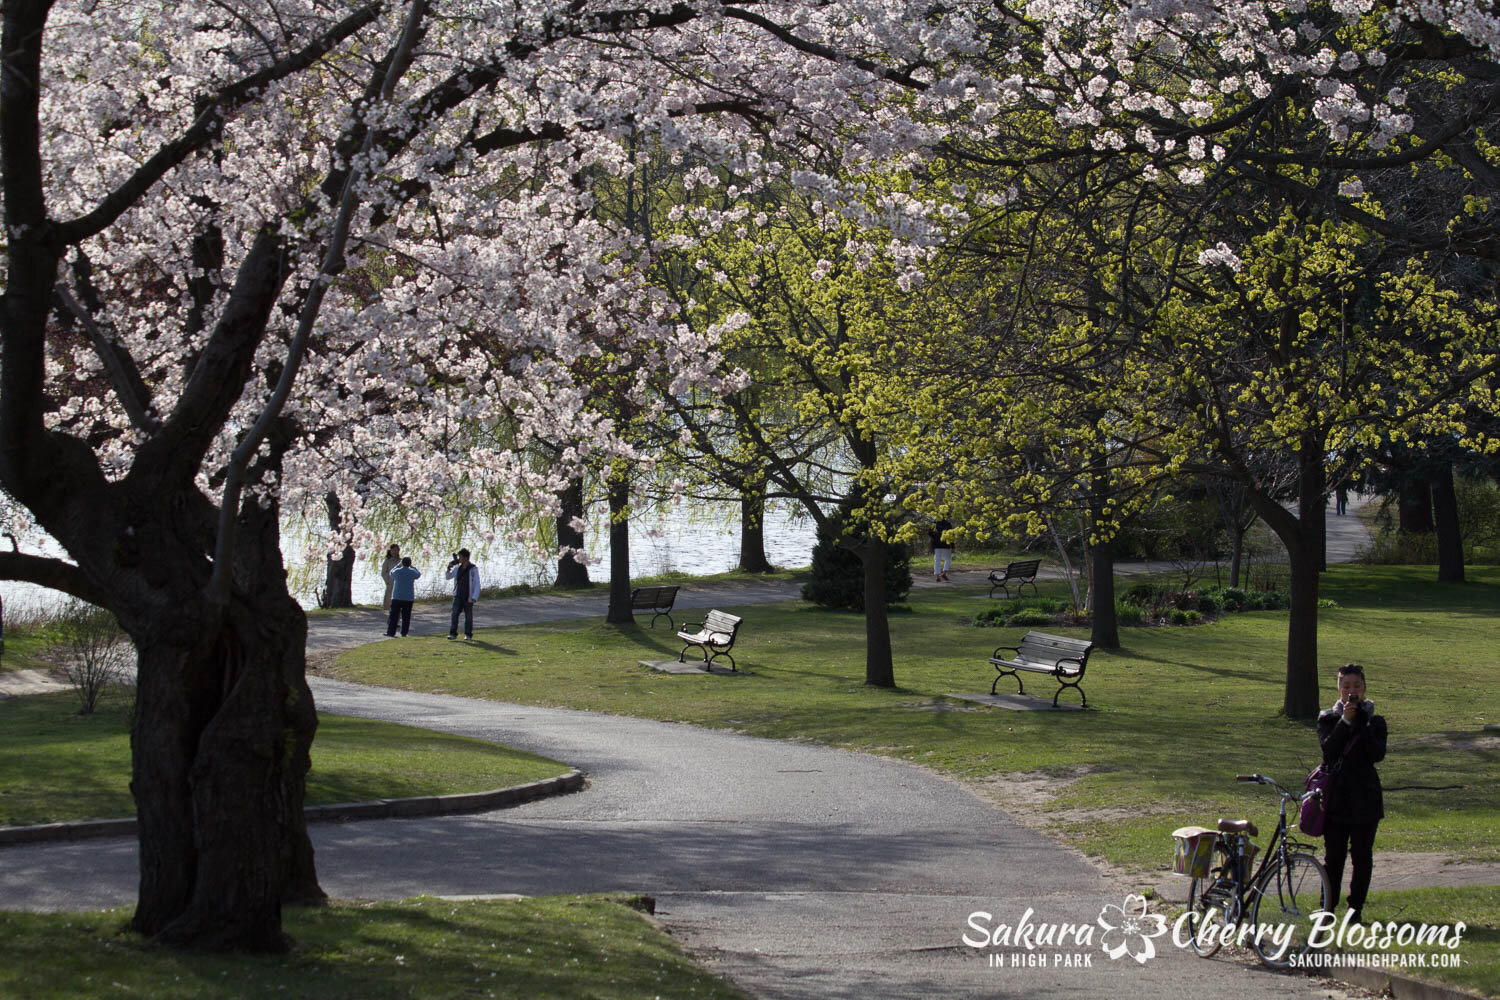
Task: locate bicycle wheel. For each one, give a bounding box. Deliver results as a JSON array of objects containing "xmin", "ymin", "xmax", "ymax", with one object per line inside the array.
[
  {"xmin": 1249, "ymin": 852, "xmax": 1331, "ymax": 968},
  {"xmin": 1185, "ymin": 874, "xmax": 1236, "ymax": 957}
]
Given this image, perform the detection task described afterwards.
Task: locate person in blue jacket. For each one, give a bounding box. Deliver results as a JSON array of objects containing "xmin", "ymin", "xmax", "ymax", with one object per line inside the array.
[{"xmin": 385, "ymin": 557, "xmax": 421, "ymax": 637}]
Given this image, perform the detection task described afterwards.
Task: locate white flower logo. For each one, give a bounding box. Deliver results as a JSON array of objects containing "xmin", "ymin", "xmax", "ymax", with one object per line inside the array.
[{"xmin": 1097, "ymin": 894, "xmax": 1169, "ymax": 964}]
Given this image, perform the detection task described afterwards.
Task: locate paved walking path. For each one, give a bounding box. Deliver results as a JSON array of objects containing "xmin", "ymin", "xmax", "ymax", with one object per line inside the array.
[
  {"xmin": 5, "ymin": 497, "xmax": 1479, "ymax": 998},
  {"xmin": 3, "ymin": 679, "xmax": 1372, "ymax": 1000}
]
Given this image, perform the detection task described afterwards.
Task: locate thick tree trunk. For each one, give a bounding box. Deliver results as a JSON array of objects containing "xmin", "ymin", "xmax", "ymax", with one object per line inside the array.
[
  {"xmin": 1244, "ymin": 439, "xmax": 1325, "ymax": 719},
  {"xmin": 321, "ymin": 492, "xmax": 354, "ymax": 608},
  {"xmin": 1090, "ymin": 538, "xmax": 1119, "ymax": 649},
  {"xmin": 859, "ymin": 539, "xmax": 896, "ymax": 688},
  {"xmin": 605, "ymin": 467, "xmax": 633, "ymax": 625},
  {"xmin": 553, "ymin": 478, "xmax": 591, "ymax": 589},
  {"xmin": 1432, "ymin": 463, "xmax": 1465, "ymax": 583},
  {"xmin": 1282, "ymin": 442, "xmax": 1325, "ymax": 718},
  {"xmin": 1398, "ymin": 481, "xmax": 1434, "ymax": 535},
  {"xmin": 129, "ymin": 499, "xmax": 322, "ymax": 950},
  {"xmin": 737, "ymin": 477, "xmax": 774, "ymax": 574}
]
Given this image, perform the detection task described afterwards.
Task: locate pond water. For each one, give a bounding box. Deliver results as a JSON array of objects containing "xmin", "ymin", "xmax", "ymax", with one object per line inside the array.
[{"xmin": 0, "ymin": 500, "xmax": 819, "ymax": 618}]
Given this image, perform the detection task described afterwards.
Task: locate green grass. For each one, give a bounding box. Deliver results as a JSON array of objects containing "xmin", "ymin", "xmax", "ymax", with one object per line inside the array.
[
  {"xmin": 0, "ymin": 689, "xmax": 569, "ymax": 827},
  {"xmin": 0, "ymin": 633, "xmax": 56, "ymax": 675},
  {"xmin": 327, "ymin": 565, "xmax": 1500, "ymax": 877},
  {"xmin": 0, "ymin": 895, "xmax": 749, "ymax": 1000},
  {"xmin": 1335, "ymin": 886, "xmax": 1500, "ymax": 997}
]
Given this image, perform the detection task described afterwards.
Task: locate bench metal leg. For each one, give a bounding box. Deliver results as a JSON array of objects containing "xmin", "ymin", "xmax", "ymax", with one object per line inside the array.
[
  {"xmin": 650, "ymin": 610, "xmax": 673, "ymax": 629},
  {"xmin": 1052, "ymin": 679, "xmax": 1086, "ymax": 708},
  {"xmin": 706, "ymin": 649, "xmax": 736, "ymax": 672},
  {"xmin": 991, "ymin": 668, "xmax": 1023, "ymax": 696}
]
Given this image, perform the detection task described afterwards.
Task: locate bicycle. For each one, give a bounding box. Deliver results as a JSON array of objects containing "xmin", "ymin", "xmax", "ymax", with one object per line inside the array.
[{"xmin": 1172, "ymin": 773, "xmax": 1333, "ymax": 968}]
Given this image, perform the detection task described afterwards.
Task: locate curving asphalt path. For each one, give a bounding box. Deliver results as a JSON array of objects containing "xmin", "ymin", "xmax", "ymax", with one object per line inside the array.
[{"xmin": 1, "ymin": 506, "xmax": 1376, "ymax": 999}]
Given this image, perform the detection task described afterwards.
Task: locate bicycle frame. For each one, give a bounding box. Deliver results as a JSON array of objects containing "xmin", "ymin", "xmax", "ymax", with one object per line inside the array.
[{"xmin": 1182, "ymin": 773, "xmax": 1331, "ymax": 966}]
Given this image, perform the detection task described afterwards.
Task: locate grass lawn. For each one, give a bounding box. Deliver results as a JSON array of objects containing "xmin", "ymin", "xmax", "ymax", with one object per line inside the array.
[
  {"xmin": 0, "ymin": 632, "xmax": 56, "ymax": 675},
  {"xmin": 0, "ymin": 895, "xmax": 748, "ymax": 1000},
  {"xmin": 0, "ymin": 688, "xmax": 569, "ymax": 827},
  {"xmin": 1329, "ymin": 886, "xmax": 1500, "ymax": 998},
  {"xmin": 324, "ymin": 564, "xmax": 1500, "ymax": 875}
]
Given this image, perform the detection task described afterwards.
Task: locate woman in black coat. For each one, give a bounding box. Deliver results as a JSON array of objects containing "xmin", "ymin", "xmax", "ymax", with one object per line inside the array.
[{"xmin": 1317, "ymin": 663, "xmax": 1388, "ymax": 924}]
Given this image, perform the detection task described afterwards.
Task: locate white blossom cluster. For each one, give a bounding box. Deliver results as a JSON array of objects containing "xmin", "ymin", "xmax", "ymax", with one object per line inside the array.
[
  {"xmin": 21, "ymin": 0, "xmax": 1500, "ymax": 565},
  {"xmin": 30, "ymin": 0, "xmax": 978, "ymax": 559}
]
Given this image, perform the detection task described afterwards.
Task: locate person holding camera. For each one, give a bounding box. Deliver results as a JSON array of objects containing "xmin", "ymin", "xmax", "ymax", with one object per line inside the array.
[
  {"xmin": 385, "ymin": 557, "xmax": 421, "ymax": 637},
  {"xmin": 1317, "ymin": 663, "xmax": 1387, "ymax": 925},
  {"xmin": 445, "ymin": 548, "xmax": 481, "ymax": 641}
]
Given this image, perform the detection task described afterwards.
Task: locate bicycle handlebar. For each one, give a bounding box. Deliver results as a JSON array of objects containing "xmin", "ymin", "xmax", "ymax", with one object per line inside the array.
[{"xmin": 1235, "ymin": 774, "xmax": 1265, "ymax": 783}]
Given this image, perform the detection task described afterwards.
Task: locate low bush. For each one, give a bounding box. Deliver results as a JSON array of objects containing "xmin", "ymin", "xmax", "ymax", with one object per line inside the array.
[
  {"xmin": 1168, "ymin": 609, "xmax": 1203, "ymax": 625},
  {"xmin": 1008, "ymin": 608, "xmax": 1055, "ymax": 627},
  {"xmin": 972, "ymin": 598, "xmax": 1067, "ymax": 628}
]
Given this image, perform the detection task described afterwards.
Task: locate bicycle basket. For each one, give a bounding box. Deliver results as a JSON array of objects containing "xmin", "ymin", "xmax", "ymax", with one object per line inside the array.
[{"xmin": 1171, "ymin": 826, "xmax": 1217, "ymax": 878}]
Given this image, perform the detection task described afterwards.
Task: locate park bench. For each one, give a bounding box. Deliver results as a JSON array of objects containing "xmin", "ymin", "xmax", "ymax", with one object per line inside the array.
[
  {"xmin": 989, "ymin": 631, "xmax": 1095, "ymax": 708},
  {"xmin": 677, "ymin": 609, "xmax": 743, "ymax": 671},
  {"xmin": 987, "ymin": 559, "xmax": 1041, "ymax": 600},
  {"xmin": 630, "ymin": 585, "xmax": 680, "ymax": 629}
]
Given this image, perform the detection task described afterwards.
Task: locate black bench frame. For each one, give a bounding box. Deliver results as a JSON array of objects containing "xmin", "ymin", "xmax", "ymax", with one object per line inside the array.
[
  {"xmin": 989, "ymin": 630, "xmax": 1095, "ymax": 708},
  {"xmin": 988, "ymin": 559, "xmax": 1041, "ymax": 600},
  {"xmin": 677, "ymin": 609, "xmax": 743, "ymax": 671},
  {"xmin": 630, "ymin": 585, "xmax": 680, "ymax": 629}
]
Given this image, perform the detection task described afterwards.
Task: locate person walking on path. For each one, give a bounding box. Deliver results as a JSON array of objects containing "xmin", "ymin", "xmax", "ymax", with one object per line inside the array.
[
  {"xmin": 385, "ymin": 557, "xmax": 421, "ymax": 637},
  {"xmin": 930, "ymin": 519, "xmax": 953, "ymax": 582},
  {"xmin": 1318, "ymin": 662, "xmax": 1387, "ymax": 925},
  {"xmin": 1335, "ymin": 486, "xmax": 1349, "ymax": 516},
  {"xmin": 380, "ymin": 543, "xmax": 401, "ymax": 609},
  {"xmin": 446, "ymin": 548, "xmax": 481, "ymax": 640}
]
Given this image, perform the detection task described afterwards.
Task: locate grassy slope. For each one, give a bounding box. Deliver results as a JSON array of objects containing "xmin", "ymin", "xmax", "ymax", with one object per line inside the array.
[
  {"xmin": 0, "ymin": 896, "xmax": 748, "ymax": 1000},
  {"xmin": 0, "ymin": 690, "xmax": 568, "ymax": 826}
]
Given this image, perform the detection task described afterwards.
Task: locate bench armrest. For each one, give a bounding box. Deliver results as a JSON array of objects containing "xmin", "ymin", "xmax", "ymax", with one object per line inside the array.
[
  {"xmin": 679, "ymin": 620, "xmax": 705, "ymax": 632},
  {"xmin": 992, "ymin": 645, "xmax": 1020, "ymax": 659}
]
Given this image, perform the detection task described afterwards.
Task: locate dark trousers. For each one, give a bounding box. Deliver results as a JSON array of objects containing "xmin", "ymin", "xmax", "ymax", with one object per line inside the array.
[
  {"xmin": 1324, "ymin": 818, "xmax": 1379, "ymax": 911},
  {"xmin": 449, "ymin": 597, "xmax": 473, "ymax": 638},
  {"xmin": 386, "ymin": 600, "xmax": 413, "ymax": 636}
]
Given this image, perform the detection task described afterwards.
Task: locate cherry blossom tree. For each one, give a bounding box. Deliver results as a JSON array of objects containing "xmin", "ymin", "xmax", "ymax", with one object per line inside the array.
[{"xmin": 0, "ymin": 0, "xmax": 972, "ymax": 950}]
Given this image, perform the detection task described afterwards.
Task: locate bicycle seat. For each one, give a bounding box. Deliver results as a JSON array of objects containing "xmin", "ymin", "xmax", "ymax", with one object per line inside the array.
[{"xmin": 1217, "ymin": 818, "xmax": 1258, "ymax": 837}]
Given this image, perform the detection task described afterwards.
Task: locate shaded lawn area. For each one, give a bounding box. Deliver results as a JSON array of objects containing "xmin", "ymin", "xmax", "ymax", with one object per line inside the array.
[
  {"xmin": 0, "ymin": 690, "xmax": 568, "ymax": 826},
  {"xmin": 0, "ymin": 895, "xmax": 748, "ymax": 1000},
  {"xmin": 325, "ymin": 565, "xmax": 1500, "ymax": 873}
]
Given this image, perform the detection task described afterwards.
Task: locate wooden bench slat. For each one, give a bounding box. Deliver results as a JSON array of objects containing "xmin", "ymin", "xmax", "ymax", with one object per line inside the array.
[
  {"xmin": 988, "ymin": 629, "xmax": 1094, "ymax": 707},
  {"xmin": 677, "ymin": 609, "xmax": 743, "ymax": 671},
  {"xmin": 987, "ymin": 559, "xmax": 1041, "ymax": 599},
  {"xmin": 630, "ymin": 585, "xmax": 680, "ymax": 628}
]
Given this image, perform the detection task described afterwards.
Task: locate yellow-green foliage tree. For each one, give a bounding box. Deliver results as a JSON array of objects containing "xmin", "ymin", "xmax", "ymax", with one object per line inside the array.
[
  {"xmin": 901, "ymin": 12, "xmax": 1500, "ymax": 715},
  {"xmin": 653, "ymin": 163, "xmax": 948, "ymax": 687}
]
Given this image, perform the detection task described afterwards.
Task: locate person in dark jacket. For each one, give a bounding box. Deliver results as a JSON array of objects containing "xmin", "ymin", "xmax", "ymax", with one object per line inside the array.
[
  {"xmin": 1317, "ymin": 663, "xmax": 1387, "ymax": 924},
  {"xmin": 930, "ymin": 520, "xmax": 953, "ymax": 582}
]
